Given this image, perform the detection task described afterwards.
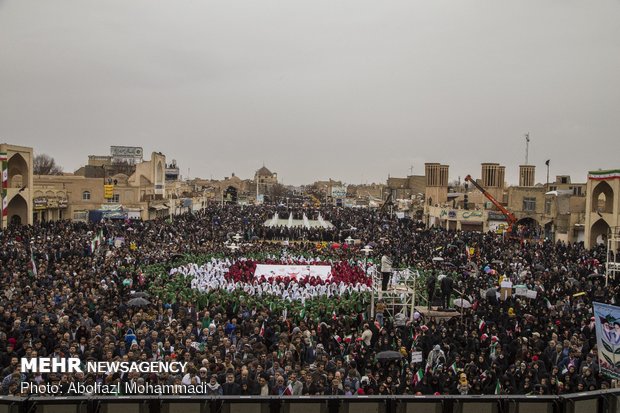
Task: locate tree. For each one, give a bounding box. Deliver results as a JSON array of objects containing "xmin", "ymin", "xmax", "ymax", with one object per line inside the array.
[{"xmin": 34, "ymin": 154, "xmax": 63, "ymax": 175}]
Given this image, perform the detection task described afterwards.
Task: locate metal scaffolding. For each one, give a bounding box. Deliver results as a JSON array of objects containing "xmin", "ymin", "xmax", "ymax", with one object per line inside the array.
[
  {"xmin": 607, "ymin": 226, "xmax": 620, "ymax": 286},
  {"xmin": 370, "ymin": 267, "xmax": 420, "ymax": 322}
]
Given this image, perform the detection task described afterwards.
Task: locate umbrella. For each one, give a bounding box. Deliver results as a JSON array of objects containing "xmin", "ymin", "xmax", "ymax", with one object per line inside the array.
[
  {"xmin": 454, "ymin": 298, "xmax": 472, "ymax": 309},
  {"xmin": 127, "ymin": 297, "xmax": 151, "ymax": 307},
  {"xmin": 438, "ymin": 274, "xmax": 447, "ymax": 281},
  {"xmin": 131, "ymin": 292, "xmax": 150, "ymax": 298},
  {"xmin": 485, "ymin": 288, "xmax": 497, "ymax": 300},
  {"xmin": 376, "ymin": 350, "xmax": 403, "ymax": 361},
  {"xmin": 534, "ymin": 264, "xmax": 545, "ymax": 271},
  {"xmin": 588, "ymin": 273, "xmax": 605, "ymax": 279},
  {"xmin": 432, "ymin": 257, "xmax": 444, "ymax": 262}
]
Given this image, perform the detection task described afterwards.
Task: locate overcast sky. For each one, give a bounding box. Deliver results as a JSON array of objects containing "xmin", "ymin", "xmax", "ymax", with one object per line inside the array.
[{"xmin": 1, "ymin": 0, "xmax": 619, "ymax": 185}]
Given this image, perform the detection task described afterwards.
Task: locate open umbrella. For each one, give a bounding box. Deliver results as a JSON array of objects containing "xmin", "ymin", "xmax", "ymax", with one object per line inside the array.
[
  {"xmin": 131, "ymin": 292, "xmax": 150, "ymax": 298},
  {"xmin": 432, "ymin": 257, "xmax": 444, "ymax": 262},
  {"xmin": 437, "ymin": 274, "xmax": 447, "ymax": 281},
  {"xmin": 376, "ymin": 350, "xmax": 403, "ymax": 361},
  {"xmin": 588, "ymin": 273, "xmax": 605, "ymax": 279},
  {"xmin": 127, "ymin": 297, "xmax": 151, "ymax": 307},
  {"xmin": 453, "ymin": 298, "xmax": 472, "ymax": 309}
]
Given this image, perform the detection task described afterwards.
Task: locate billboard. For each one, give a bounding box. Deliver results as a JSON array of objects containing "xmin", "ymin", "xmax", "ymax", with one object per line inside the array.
[
  {"xmin": 593, "ymin": 302, "xmax": 620, "ymax": 379},
  {"xmin": 110, "ymin": 146, "xmax": 143, "ymax": 159},
  {"xmin": 331, "ymin": 186, "xmax": 347, "ymax": 198}
]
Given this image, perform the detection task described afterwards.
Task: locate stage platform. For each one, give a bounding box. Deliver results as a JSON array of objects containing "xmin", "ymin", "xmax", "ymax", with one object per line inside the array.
[{"xmin": 414, "ymin": 306, "xmax": 462, "ymax": 320}]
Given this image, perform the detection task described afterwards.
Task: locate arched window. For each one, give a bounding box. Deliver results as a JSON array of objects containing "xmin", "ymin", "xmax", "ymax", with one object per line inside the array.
[{"xmin": 82, "ymin": 191, "xmax": 91, "ymax": 200}]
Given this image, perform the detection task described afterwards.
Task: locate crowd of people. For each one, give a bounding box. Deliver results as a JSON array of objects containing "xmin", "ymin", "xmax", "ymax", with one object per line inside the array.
[{"xmin": 0, "ymin": 204, "xmax": 619, "ymax": 397}]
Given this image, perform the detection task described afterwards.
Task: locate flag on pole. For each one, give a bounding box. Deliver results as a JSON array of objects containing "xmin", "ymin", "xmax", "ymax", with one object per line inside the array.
[
  {"xmin": 494, "ymin": 380, "xmax": 501, "ymax": 395},
  {"xmin": 283, "ymin": 383, "xmax": 293, "ymax": 396},
  {"xmin": 28, "ymin": 251, "xmax": 37, "ymax": 277},
  {"xmin": 413, "ymin": 368, "xmax": 424, "ymax": 386},
  {"xmin": 259, "ymin": 322, "xmax": 265, "ymax": 337},
  {"xmin": 450, "ymin": 362, "xmax": 458, "ymax": 374},
  {"xmin": 478, "ymin": 319, "xmax": 486, "ymax": 332}
]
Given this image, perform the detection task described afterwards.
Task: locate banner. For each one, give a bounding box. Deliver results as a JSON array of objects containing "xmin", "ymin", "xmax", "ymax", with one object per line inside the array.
[
  {"xmin": 593, "ymin": 302, "xmax": 620, "ymax": 379},
  {"xmin": 254, "ymin": 264, "xmax": 332, "ymax": 281},
  {"xmin": 104, "ymin": 185, "xmax": 114, "ymax": 199},
  {"xmin": 1, "ymin": 152, "xmax": 7, "ymax": 218}
]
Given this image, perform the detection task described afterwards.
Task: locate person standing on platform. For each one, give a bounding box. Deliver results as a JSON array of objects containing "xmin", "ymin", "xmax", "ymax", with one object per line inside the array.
[
  {"xmin": 381, "ymin": 253, "xmax": 393, "ymax": 291},
  {"xmin": 426, "ymin": 273, "xmax": 437, "ymax": 310},
  {"xmin": 440, "ymin": 275, "xmax": 454, "ymax": 310}
]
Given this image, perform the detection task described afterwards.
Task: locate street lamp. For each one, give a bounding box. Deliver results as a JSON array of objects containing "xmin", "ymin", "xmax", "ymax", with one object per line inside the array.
[
  {"xmin": 361, "ymin": 244, "xmax": 374, "ymax": 319},
  {"xmin": 361, "ymin": 244, "xmax": 373, "ymax": 276}
]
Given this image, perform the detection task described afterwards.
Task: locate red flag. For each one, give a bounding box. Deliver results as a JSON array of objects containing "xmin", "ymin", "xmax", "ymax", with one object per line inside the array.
[{"xmin": 259, "ymin": 322, "xmax": 265, "ymax": 337}]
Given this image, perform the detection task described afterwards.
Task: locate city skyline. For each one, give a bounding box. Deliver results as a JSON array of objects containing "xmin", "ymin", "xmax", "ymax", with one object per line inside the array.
[{"xmin": 1, "ymin": 0, "xmax": 619, "ymax": 185}]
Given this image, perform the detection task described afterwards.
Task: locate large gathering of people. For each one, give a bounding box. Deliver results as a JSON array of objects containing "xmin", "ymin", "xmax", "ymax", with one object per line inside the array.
[{"xmin": 1, "ymin": 204, "xmax": 619, "ymax": 397}]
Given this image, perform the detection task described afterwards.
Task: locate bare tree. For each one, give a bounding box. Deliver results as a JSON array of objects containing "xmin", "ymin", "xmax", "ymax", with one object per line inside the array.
[{"xmin": 34, "ymin": 154, "xmax": 63, "ymax": 175}]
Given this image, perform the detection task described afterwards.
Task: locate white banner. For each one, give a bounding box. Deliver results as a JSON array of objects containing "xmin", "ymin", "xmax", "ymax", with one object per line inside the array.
[{"xmin": 254, "ymin": 264, "xmax": 332, "ymax": 281}]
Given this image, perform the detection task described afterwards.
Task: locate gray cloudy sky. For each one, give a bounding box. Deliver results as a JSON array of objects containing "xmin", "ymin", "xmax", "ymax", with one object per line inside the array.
[{"xmin": 1, "ymin": 0, "xmax": 619, "ymax": 185}]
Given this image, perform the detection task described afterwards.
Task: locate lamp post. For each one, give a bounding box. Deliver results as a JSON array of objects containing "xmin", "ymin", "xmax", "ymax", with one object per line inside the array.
[{"xmin": 361, "ymin": 244, "xmax": 374, "ymax": 319}]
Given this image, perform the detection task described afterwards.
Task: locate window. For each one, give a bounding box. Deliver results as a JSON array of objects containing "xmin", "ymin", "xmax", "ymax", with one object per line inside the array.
[
  {"xmin": 523, "ymin": 197, "xmax": 536, "ymax": 212},
  {"xmin": 573, "ymin": 186, "xmax": 582, "ymax": 196},
  {"xmin": 561, "ymin": 177, "xmax": 568, "ymax": 184},
  {"xmin": 107, "ymin": 193, "xmax": 120, "ymax": 203},
  {"xmin": 544, "ymin": 198, "xmax": 552, "ymax": 215},
  {"xmin": 82, "ymin": 191, "xmax": 91, "ymax": 200}
]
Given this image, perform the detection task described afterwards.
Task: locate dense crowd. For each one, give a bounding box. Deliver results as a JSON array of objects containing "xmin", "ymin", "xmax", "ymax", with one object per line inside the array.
[{"xmin": 0, "ymin": 204, "xmax": 619, "ymax": 397}]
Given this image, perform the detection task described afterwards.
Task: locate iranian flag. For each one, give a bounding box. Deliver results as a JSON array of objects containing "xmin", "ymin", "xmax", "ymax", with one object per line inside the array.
[
  {"xmin": 478, "ymin": 319, "xmax": 486, "ymax": 332},
  {"xmin": 450, "ymin": 362, "xmax": 458, "ymax": 374},
  {"xmin": 494, "ymin": 380, "xmax": 501, "ymax": 395},
  {"xmin": 259, "ymin": 322, "xmax": 265, "ymax": 337},
  {"xmin": 413, "ymin": 368, "xmax": 424, "ymax": 386},
  {"xmin": 28, "ymin": 251, "xmax": 37, "ymax": 277}
]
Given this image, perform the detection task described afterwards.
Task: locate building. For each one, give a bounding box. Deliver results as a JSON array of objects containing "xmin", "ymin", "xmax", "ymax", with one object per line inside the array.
[
  {"xmin": 584, "ymin": 169, "xmax": 620, "ymax": 249},
  {"xmin": 165, "ymin": 160, "xmax": 180, "ymax": 181},
  {"xmin": 33, "ymin": 150, "xmax": 169, "ymax": 222},
  {"xmin": 424, "ymin": 163, "xmax": 450, "ymax": 207},
  {"xmin": 425, "ymin": 162, "xmax": 587, "ymax": 240},
  {"xmin": 386, "ymin": 175, "xmax": 426, "ymax": 201},
  {"xmin": 0, "ymin": 144, "xmax": 34, "ymax": 228},
  {"xmin": 255, "ymin": 166, "xmax": 278, "ymax": 202}
]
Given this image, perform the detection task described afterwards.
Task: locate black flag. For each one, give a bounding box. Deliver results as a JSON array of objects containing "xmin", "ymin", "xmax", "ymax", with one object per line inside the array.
[{"xmin": 545, "ymin": 159, "xmax": 550, "ymax": 166}]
